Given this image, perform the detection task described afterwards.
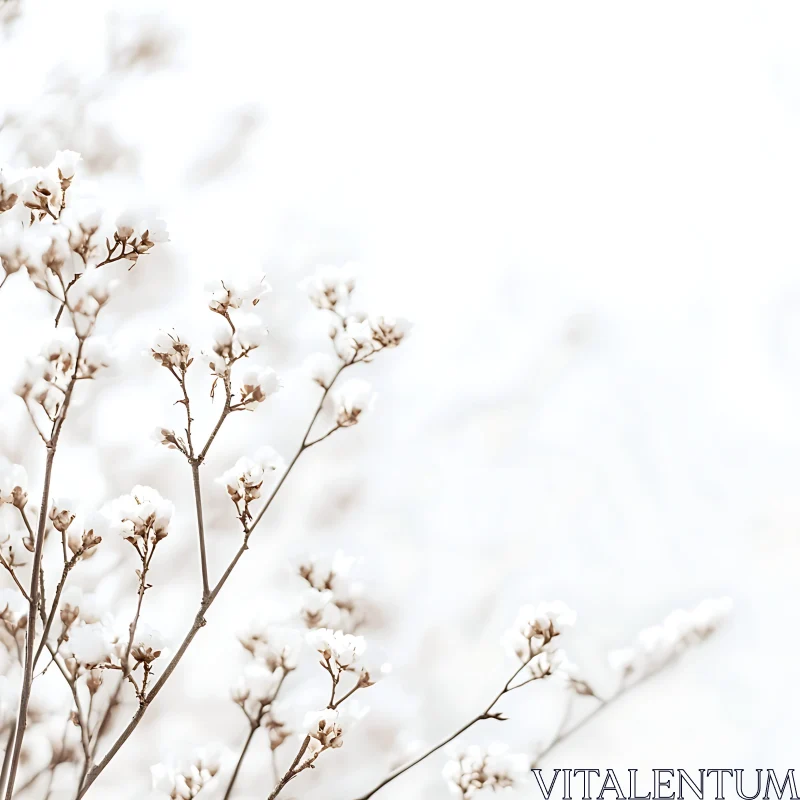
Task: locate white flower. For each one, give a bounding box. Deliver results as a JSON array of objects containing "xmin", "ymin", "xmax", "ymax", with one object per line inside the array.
[
  {"xmin": 131, "ymin": 622, "xmax": 164, "ymax": 664},
  {"xmin": 68, "ymin": 623, "xmax": 113, "ymax": 666},
  {"xmin": 81, "ymin": 336, "xmax": 112, "ymax": 376},
  {"xmin": 443, "ymin": 744, "xmax": 529, "ymax": 798},
  {"xmin": 49, "ymin": 496, "xmax": 76, "ymax": 533},
  {"xmin": 303, "ymin": 352, "xmax": 340, "ymax": 389},
  {"xmin": 216, "ymin": 447, "xmax": 284, "ymax": 508},
  {"xmin": 115, "ymin": 212, "xmax": 169, "ymax": 251},
  {"xmin": 304, "ymin": 707, "xmax": 344, "ymax": 749},
  {"xmin": 299, "ymin": 265, "xmax": 355, "ymax": 311},
  {"xmin": 306, "ymin": 628, "xmax": 366, "ymax": 669},
  {"xmin": 236, "ymin": 621, "xmax": 301, "ymax": 671},
  {"xmin": 332, "ymin": 379, "xmax": 375, "ymax": 427},
  {"xmin": 0, "ymin": 588, "xmax": 27, "ymax": 628},
  {"xmin": 0, "ymin": 457, "xmax": 27, "ymax": 507},
  {"xmin": 504, "ymin": 601, "xmax": 576, "ymax": 662},
  {"xmin": 239, "ymin": 367, "xmax": 280, "ymax": 408},
  {"xmin": 151, "ymin": 763, "xmax": 192, "ymax": 799},
  {"xmin": 106, "ymin": 485, "xmax": 174, "ymax": 541},
  {"xmin": 151, "ymin": 329, "xmax": 191, "ymax": 370},
  {"xmin": 233, "ymin": 313, "xmax": 268, "ymax": 351},
  {"xmin": 50, "ymin": 150, "xmax": 81, "ymax": 181},
  {"xmin": 207, "ymin": 273, "xmax": 271, "ymax": 314},
  {"xmin": 236, "ymin": 663, "xmax": 281, "ymax": 705},
  {"xmin": 526, "ymin": 648, "xmax": 567, "ymax": 680},
  {"xmin": 368, "ymin": 315, "xmax": 411, "ymax": 348}
]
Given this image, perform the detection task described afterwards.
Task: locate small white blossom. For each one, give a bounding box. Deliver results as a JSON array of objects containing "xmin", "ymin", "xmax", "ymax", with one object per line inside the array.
[
  {"xmin": 68, "ymin": 623, "xmax": 113, "ymax": 666},
  {"xmin": 50, "ymin": 150, "xmax": 81, "ymax": 181},
  {"xmin": 303, "ymin": 707, "xmax": 344, "ymax": 750},
  {"xmin": 307, "ymin": 628, "xmax": 366, "ymax": 669},
  {"xmin": 207, "ymin": 273, "xmax": 271, "ymax": 314},
  {"xmin": 0, "ymin": 588, "xmax": 27, "ymax": 630},
  {"xmin": 368, "ymin": 315, "xmax": 411, "ymax": 349},
  {"xmin": 131, "ymin": 623, "xmax": 165, "ymax": 664},
  {"xmin": 233, "ymin": 313, "xmax": 268, "ymax": 351},
  {"xmin": 303, "ymin": 352, "xmax": 341, "ymax": 389},
  {"xmin": 332, "ymin": 379, "xmax": 375, "ymax": 427},
  {"xmin": 504, "ymin": 601, "xmax": 576, "ymax": 663},
  {"xmin": 299, "ymin": 265, "xmax": 355, "ymax": 312},
  {"xmin": 151, "ymin": 329, "xmax": 191, "ymax": 370},
  {"xmin": 0, "ymin": 457, "xmax": 27, "ymax": 508},
  {"xmin": 216, "ymin": 447, "xmax": 284, "ymax": 516},
  {"xmin": 238, "ymin": 367, "xmax": 280, "ymax": 409},
  {"xmin": 106, "ymin": 485, "xmax": 174, "ymax": 542}
]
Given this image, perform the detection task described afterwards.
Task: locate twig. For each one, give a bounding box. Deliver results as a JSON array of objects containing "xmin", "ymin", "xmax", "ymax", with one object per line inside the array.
[
  {"xmin": 267, "ymin": 736, "xmax": 310, "ymax": 800},
  {"xmin": 352, "ymin": 654, "xmax": 538, "ymax": 800},
  {"xmin": 222, "ymin": 725, "xmax": 258, "ymax": 800}
]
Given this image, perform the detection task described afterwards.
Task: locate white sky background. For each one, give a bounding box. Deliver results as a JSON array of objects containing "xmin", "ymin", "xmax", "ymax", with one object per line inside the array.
[{"xmin": 1, "ymin": 2, "xmax": 800, "ymax": 797}]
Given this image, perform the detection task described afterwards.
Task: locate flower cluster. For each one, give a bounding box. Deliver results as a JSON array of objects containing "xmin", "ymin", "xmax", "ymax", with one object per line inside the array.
[
  {"xmin": 297, "ymin": 550, "xmax": 367, "ymax": 632},
  {"xmin": 608, "ymin": 596, "xmax": 733, "ymax": 682},
  {"xmin": 442, "ymin": 744, "xmax": 530, "ymax": 798},
  {"xmin": 105, "ymin": 485, "xmax": 174, "ymax": 545},
  {"xmin": 216, "ymin": 446, "xmax": 285, "ymax": 523},
  {"xmin": 15, "ymin": 330, "xmax": 111, "ymax": 419},
  {"xmin": 299, "ymin": 264, "xmax": 409, "ymax": 440},
  {"xmin": 304, "ymin": 707, "xmax": 344, "ymax": 752},
  {"xmin": 503, "ymin": 601, "xmax": 576, "ymax": 681},
  {"xmin": 231, "ymin": 621, "xmax": 298, "ymax": 741},
  {"xmin": 151, "ymin": 744, "xmax": 228, "ymax": 800}
]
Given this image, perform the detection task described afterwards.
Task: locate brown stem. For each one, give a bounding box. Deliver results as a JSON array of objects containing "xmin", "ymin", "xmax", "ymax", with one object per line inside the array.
[
  {"xmin": 352, "ymin": 655, "xmax": 535, "ymax": 800},
  {"xmin": 190, "ymin": 463, "xmax": 210, "ymax": 599},
  {"xmin": 222, "ymin": 724, "xmax": 258, "ymax": 800},
  {"xmin": 267, "ymin": 736, "xmax": 310, "ymax": 800},
  {"xmin": 3, "ymin": 446, "xmax": 56, "ymax": 800},
  {"xmin": 0, "ymin": 728, "xmax": 14, "ymax": 795},
  {"xmin": 32, "ymin": 549, "xmax": 81, "ymax": 670}
]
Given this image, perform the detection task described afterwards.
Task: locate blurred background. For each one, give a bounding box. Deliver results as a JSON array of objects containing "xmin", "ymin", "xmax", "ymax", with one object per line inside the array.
[{"xmin": 0, "ymin": 1, "xmax": 798, "ymax": 797}]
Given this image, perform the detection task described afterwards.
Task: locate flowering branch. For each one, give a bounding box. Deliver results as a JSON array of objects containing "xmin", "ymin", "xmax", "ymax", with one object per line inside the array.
[{"xmin": 78, "ymin": 359, "xmax": 364, "ymax": 796}]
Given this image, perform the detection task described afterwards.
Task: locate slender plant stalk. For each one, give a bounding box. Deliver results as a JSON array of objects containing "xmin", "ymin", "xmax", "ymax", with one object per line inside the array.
[
  {"xmin": 3, "ymin": 447, "xmax": 55, "ymax": 800},
  {"xmin": 222, "ymin": 725, "xmax": 258, "ymax": 800},
  {"xmin": 268, "ymin": 736, "xmax": 311, "ymax": 800},
  {"xmin": 190, "ymin": 462, "xmax": 210, "ymax": 599},
  {"xmin": 0, "ymin": 728, "xmax": 15, "ymax": 794},
  {"xmin": 352, "ymin": 655, "xmax": 539, "ymax": 800}
]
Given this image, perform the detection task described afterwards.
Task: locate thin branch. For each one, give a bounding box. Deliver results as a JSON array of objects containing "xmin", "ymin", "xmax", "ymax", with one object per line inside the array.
[
  {"xmin": 532, "ymin": 655, "xmax": 680, "ymax": 767},
  {"xmin": 267, "ymin": 736, "xmax": 310, "ymax": 800},
  {"xmin": 222, "ymin": 724, "xmax": 258, "ymax": 800},
  {"xmin": 352, "ymin": 655, "xmax": 536, "ymax": 800},
  {"xmin": 32, "ymin": 548, "xmax": 82, "ymax": 670}
]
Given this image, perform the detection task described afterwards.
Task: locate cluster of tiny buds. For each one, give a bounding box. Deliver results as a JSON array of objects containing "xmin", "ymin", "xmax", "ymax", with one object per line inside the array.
[
  {"xmin": 503, "ymin": 601, "xmax": 577, "ymax": 681},
  {"xmin": 150, "ymin": 745, "xmax": 227, "ymax": 800},
  {"xmin": 297, "ymin": 551, "xmax": 366, "ymax": 633},
  {"xmin": 442, "ymin": 744, "xmax": 530, "ymax": 798}
]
